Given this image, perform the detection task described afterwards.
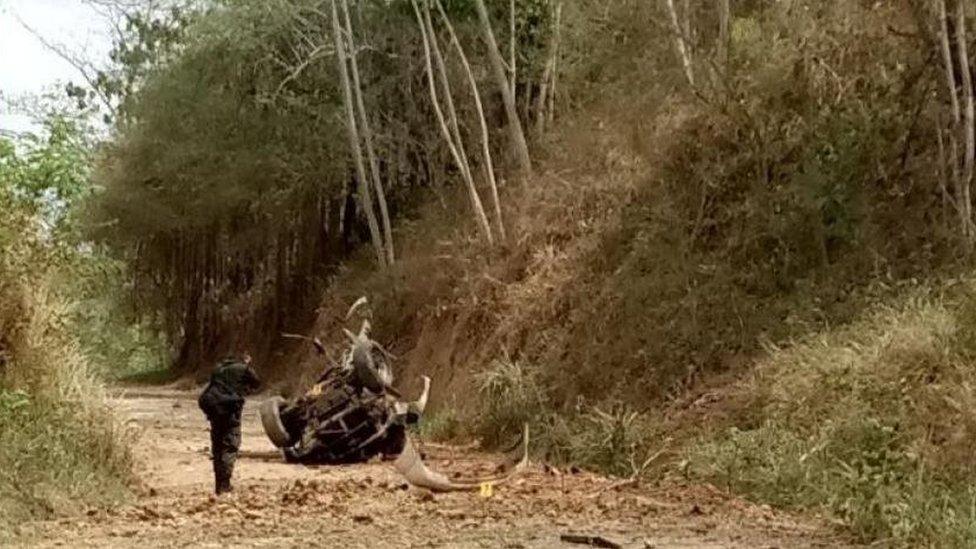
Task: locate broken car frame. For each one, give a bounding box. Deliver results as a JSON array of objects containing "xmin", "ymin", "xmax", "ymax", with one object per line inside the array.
[{"xmin": 263, "ymin": 297, "xmax": 529, "ymax": 492}]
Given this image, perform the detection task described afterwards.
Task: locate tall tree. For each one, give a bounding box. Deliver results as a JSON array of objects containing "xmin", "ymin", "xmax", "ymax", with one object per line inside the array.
[
  {"xmin": 664, "ymin": 0, "xmax": 695, "ymax": 87},
  {"xmin": 535, "ymin": 0, "xmax": 563, "ymax": 134},
  {"xmin": 955, "ymin": 0, "xmax": 975, "ymax": 242},
  {"xmin": 717, "ymin": 0, "xmax": 730, "ymax": 69},
  {"xmin": 331, "ymin": 0, "xmax": 387, "ymax": 266},
  {"xmin": 412, "ymin": 0, "xmax": 493, "ymax": 244},
  {"xmin": 436, "ymin": 0, "xmax": 506, "ymax": 240},
  {"xmin": 340, "ymin": 0, "xmax": 395, "ymax": 265},
  {"xmin": 472, "ymin": 0, "xmax": 532, "ymax": 174}
]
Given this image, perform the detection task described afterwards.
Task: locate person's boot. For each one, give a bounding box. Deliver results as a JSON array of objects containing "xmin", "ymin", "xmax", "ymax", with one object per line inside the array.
[{"xmin": 215, "ymin": 473, "xmax": 233, "ymax": 495}]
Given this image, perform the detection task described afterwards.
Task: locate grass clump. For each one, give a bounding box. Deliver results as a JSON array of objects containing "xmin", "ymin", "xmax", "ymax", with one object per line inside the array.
[
  {"xmin": 685, "ymin": 281, "xmax": 976, "ymax": 546},
  {"xmin": 473, "ymin": 359, "xmax": 551, "ymax": 447},
  {"xmin": 473, "ymin": 359, "xmax": 654, "ymax": 477},
  {"xmin": 416, "ymin": 408, "xmax": 465, "ymax": 442}
]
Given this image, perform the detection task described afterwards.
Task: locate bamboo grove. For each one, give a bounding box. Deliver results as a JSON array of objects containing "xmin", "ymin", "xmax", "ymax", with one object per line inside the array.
[{"xmin": 88, "ymin": 0, "xmax": 563, "ymax": 370}]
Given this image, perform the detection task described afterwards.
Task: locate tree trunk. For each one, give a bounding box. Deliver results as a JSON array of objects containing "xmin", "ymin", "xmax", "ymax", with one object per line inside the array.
[
  {"xmin": 426, "ymin": 4, "xmax": 474, "ymax": 187},
  {"xmin": 509, "ymin": 0, "xmax": 517, "ymax": 101},
  {"xmin": 664, "ymin": 0, "xmax": 695, "ymax": 88},
  {"xmin": 547, "ymin": 1, "xmax": 563, "ymax": 125},
  {"xmin": 330, "ymin": 0, "xmax": 386, "ymax": 267},
  {"xmin": 939, "ymin": 0, "xmax": 967, "ymax": 240},
  {"xmin": 535, "ymin": 1, "xmax": 563, "ymax": 134},
  {"xmin": 436, "ymin": 0, "xmax": 506, "ymax": 240},
  {"xmin": 412, "ymin": 0, "xmax": 493, "ymax": 244},
  {"xmin": 473, "ymin": 0, "xmax": 532, "ymax": 174},
  {"xmin": 955, "ymin": 0, "xmax": 975, "ymax": 240},
  {"xmin": 535, "ymin": 58, "xmax": 553, "ymax": 134},
  {"xmin": 718, "ymin": 0, "xmax": 730, "ymax": 69},
  {"xmin": 340, "ymin": 0, "xmax": 395, "ymax": 265}
]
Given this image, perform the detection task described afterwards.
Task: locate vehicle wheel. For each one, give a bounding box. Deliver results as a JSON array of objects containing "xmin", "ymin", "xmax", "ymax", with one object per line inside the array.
[{"xmin": 260, "ymin": 396, "xmax": 294, "ymax": 448}]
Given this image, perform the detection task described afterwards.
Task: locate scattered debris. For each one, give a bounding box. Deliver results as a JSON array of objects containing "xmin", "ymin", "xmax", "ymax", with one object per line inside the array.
[
  {"xmin": 351, "ymin": 514, "xmax": 373, "ymax": 524},
  {"xmin": 559, "ymin": 533, "xmax": 623, "ymax": 548}
]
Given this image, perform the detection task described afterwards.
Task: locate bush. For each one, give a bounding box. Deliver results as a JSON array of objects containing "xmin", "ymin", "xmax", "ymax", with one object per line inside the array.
[
  {"xmin": 0, "ymin": 267, "xmax": 133, "ymax": 533},
  {"xmin": 0, "ymin": 390, "xmax": 131, "ymax": 529},
  {"xmin": 473, "ymin": 359, "xmax": 551, "ymax": 447},
  {"xmin": 0, "ymin": 124, "xmax": 133, "ymax": 534},
  {"xmin": 540, "ymin": 403, "xmax": 653, "ymax": 478},
  {"xmin": 416, "ymin": 407, "xmax": 465, "ymax": 442},
  {"xmin": 472, "ymin": 359, "xmax": 654, "ymax": 477}
]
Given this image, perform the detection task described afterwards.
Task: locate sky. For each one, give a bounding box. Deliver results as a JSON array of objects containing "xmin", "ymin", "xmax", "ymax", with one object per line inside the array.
[{"xmin": 0, "ymin": 0, "xmax": 114, "ymax": 134}]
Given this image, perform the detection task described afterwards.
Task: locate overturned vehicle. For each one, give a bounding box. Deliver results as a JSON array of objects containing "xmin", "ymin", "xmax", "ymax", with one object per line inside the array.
[
  {"xmin": 260, "ymin": 325, "xmax": 429, "ymax": 464},
  {"xmin": 259, "ymin": 299, "xmax": 529, "ymax": 492}
]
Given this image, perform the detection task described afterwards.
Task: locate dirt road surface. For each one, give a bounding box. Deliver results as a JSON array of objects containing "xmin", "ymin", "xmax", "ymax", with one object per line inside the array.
[{"xmin": 16, "ymin": 388, "xmax": 851, "ymax": 548}]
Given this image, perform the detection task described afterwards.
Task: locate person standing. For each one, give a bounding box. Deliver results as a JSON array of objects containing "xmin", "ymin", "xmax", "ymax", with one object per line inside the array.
[{"xmin": 198, "ymin": 353, "xmax": 261, "ymax": 495}]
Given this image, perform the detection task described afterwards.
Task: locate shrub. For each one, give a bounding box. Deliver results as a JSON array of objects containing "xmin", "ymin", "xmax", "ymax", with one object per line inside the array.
[
  {"xmin": 473, "ymin": 359, "xmax": 551, "ymax": 447},
  {"xmin": 686, "ymin": 281, "xmax": 976, "ymax": 546},
  {"xmin": 0, "ymin": 270, "xmax": 133, "ymax": 533},
  {"xmin": 473, "ymin": 359, "xmax": 654, "ymax": 477},
  {"xmin": 0, "ymin": 129, "xmax": 133, "ymax": 533}
]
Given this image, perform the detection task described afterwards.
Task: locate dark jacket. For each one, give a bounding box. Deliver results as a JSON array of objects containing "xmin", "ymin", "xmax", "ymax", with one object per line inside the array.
[{"xmin": 198, "ymin": 359, "xmax": 261, "ymax": 419}]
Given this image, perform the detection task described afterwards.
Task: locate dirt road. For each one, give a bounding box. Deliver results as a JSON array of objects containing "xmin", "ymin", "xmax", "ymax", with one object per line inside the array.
[{"xmin": 17, "ymin": 388, "xmax": 850, "ymax": 548}]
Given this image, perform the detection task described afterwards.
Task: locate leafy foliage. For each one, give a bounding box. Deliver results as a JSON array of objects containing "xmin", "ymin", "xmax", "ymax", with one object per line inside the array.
[
  {"xmin": 0, "ymin": 124, "xmax": 135, "ymax": 529},
  {"xmin": 472, "ymin": 359, "xmax": 652, "ymax": 477},
  {"xmin": 67, "ymin": 1, "xmax": 201, "ymax": 124},
  {"xmin": 0, "ymin": 117, "xmax": 91, "ymax": 222},
  {"xmin": 87, "ymin": 0, "xmax": 544, "ymax": 371}
]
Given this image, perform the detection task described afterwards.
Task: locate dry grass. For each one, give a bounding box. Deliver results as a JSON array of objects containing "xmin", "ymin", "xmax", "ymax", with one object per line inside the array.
[
  {"xmin": 0, "ymin": 208, "xmax": 133, "ymax": 535},
  {"xmin": 469, "ymin": 358, "xmax": 656, "ymax": 478},
  {"xmin": 684, "ymin": 279, "xmax": 976, "ymax": 546},
  {"xmin": 271, "ymin": 2, "xmax": 972, "ymax": 544}
]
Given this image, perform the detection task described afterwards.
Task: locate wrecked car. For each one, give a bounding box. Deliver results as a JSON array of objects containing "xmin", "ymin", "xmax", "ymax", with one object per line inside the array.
[
  {"xmin": 260, "ymin": 298, "xmax": 529, "ymax": 491},
  {"xmin": 260, "ymin": 324, "xmax": 429, "ymax": 464}
]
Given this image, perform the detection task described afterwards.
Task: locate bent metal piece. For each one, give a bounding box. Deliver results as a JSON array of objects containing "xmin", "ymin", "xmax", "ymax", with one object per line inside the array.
[
  {"xmin": 413, "ymin": 375, "xmax": 431, "ymax": 413},
  {"xmin": 393, "ymin": 424, "xmax": 529, "ymax": 492},
  {"xmin": 346, "ymin": 296, "xmax": 370, "ymax": 320},
  {"xmin": 395, "ymin": 375, "xmax": 431, "ymax": 418}
]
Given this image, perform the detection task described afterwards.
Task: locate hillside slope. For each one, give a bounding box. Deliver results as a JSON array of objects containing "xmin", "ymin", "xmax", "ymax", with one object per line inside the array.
[{"xmin": 262, "ymin": 2, "xmax": 976, "ymax": 545}]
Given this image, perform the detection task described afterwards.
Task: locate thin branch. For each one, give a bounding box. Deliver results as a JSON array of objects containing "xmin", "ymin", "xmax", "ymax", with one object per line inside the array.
[
  {"xmin": 272, "ymin": 43, "xmax": 334, "ymax": 100},
  {"xmin": 15, "ymin": 16, "xmax": 116, "ymax": 115}
]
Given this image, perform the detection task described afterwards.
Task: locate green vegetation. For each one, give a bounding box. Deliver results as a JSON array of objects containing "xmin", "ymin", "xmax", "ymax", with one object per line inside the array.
[
  {"xmin": 0, "ymin": 117, "xmax": 148, "ymax": 531},
  {"xmin": 471, "ymin": 360, "xmax": 653, "ymax": 478},
  {"xmin": 290, "ymin": 1, "xmax": 976, "ymax": 546},
  {"xmin": 6, "ymin": 0, "xmax": 976, "ymax": 545},
  {"xmin": 687, "ymin": 280, "xmax": 976, "ymax": 546}
]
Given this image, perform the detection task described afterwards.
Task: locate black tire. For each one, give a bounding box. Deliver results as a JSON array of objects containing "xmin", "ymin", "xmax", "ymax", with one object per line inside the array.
[{"xmin": 260, "ymin": 396, "xmax": 294, "ymax": 448}]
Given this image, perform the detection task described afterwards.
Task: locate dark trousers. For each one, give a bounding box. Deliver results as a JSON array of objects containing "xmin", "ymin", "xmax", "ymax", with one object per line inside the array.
[{"xmin": 207, "ymin": 411, "xmax": 242, "ymax": 494}]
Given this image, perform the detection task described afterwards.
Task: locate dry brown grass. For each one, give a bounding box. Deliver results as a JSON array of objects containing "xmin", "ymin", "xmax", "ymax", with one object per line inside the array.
[{"xmin": 0, "ymin": 208, "xmax": 133, "ymax": 534}]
